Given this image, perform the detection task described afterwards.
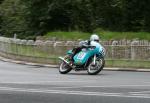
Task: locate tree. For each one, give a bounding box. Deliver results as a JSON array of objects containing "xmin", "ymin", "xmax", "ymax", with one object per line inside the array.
[
  {"xmin": 0, "ymin": 0, "xmax": 5, "ymax": 33},
  {"xmin": 122, "ymin": 0, "xmax": 150, "ymax": 31},
  {"xmin": 0, "ymin": 0, "xmax": 27, "ymax": 37},
  {"xmin": 1, "ymin": 0, "xmax": 150, "ymax": 38},
  {"xmin": 22, "ymin": 0, "xmax": 95, "ymax": 34}
]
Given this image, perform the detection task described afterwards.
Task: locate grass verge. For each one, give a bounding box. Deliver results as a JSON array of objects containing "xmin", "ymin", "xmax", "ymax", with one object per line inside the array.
[
  {"xmin": 45, "ymin": 31, "xmax": 150, "ymax": 40},
  {"xmin": 106, "ymin": 59, "xmax": 150, "ymax": 68}
]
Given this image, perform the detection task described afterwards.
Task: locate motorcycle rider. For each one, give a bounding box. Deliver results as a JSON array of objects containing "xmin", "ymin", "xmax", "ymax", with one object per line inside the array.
[{"xmin": 70, "ymin": 34, "xmax": 105, "ymax": 63}]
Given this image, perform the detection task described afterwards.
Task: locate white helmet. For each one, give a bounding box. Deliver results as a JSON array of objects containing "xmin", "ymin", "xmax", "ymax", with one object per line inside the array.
[{"xmin": 90, "ymin": 34, "xmax": 100, "ymax": 42}]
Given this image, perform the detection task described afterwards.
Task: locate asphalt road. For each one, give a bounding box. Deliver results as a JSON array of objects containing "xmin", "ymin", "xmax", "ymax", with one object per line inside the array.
[{"xmin": 0, "ymin": 60, "xmax": 150, "ymax": 103}]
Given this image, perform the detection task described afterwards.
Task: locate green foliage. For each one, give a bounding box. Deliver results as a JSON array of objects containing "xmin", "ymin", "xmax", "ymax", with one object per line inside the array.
[
  {"xmin": 0, "ymin": 0, "xmax": 27, "ymax": 37},
  {"xmin": 121, "ymin": 0, "xmax": 150, "ymax": 31},
  {"xmin": 106, "ymin": 60, "xmax": 150, "ymax": 68},
  {"xmin": 21, "ymin": 0, "xmax": 99, "ymax": 34},
  {"xmin": 0, "ymin": 0, "xmax": 4, "ymax": 31},
  {"xmin": 1, "ymin": 0, "xmax": 150, "ymax": 38},
  {"xmin": 0, "ymin": 0, "xmax": 4, "ymax": 4},
  {"xmin": 45, "ymin": 31, "xmax": 150, "ymax": 40},
  {"xmin": 99, "ymin": 31, "xmax": 150, "ymax": 40},
  {"xmin": 45, "ymin": 31, "xmax": 90, "ymax": 40}
]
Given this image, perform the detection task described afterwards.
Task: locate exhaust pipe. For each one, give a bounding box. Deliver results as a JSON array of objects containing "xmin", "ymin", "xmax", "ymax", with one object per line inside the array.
[
  {"xmin": 58, "ymin": 57, "xmax": 74, "ymax": 69},
  {"xmin": 59, "ymin": 57, "xmax": 69, "ymax": 64}
]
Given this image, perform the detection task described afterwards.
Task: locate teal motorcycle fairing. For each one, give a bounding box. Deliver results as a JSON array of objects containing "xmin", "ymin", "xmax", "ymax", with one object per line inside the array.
[
  {"xmin": 73, "ymin": 47, "xmax": 99, "ymax": 65},
  {"xmin": 66, "ymin": 41, "xmax": 105, "ymax": 66}
]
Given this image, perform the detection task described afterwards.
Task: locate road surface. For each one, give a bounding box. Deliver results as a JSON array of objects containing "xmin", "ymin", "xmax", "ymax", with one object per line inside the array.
[{"xmin": 0, "ymin": 60, "xmax": 150, "ymax": 103}]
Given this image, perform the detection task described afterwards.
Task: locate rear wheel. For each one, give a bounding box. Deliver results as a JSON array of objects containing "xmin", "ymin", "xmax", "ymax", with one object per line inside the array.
[
  {"xmin": 87, "ymin": 58, "xmax": 105, "ymax": 75},
  {"xmin": 59, "ymin": 61, "xmax": 72, "ymax": 74}
]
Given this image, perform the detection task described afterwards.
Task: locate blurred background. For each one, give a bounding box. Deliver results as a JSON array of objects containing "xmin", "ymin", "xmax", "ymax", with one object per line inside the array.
[{"xmin": 0, "ymin": 0, "xmax": 150, "ymax": 68}]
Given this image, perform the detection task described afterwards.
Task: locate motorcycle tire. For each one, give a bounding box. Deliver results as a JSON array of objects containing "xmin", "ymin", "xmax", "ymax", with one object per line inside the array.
[
  {"xmin": 59, "ymin": 62, "xmax": 72, "ymax": 74},
  {"xmin": 87, "ymin": 58, "xmax": 105, "ymax": 75}
]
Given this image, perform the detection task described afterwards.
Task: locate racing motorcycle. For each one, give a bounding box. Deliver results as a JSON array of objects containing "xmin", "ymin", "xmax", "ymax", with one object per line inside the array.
[{"xmin": 59, "ymin": 42, "xmax": 105, "ymax": 75}]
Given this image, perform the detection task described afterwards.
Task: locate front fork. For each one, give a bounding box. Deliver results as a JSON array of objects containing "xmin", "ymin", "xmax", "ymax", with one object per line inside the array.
[{"xmin": 93, "ymin": 55, "xmax": 96, "ymax": 65}]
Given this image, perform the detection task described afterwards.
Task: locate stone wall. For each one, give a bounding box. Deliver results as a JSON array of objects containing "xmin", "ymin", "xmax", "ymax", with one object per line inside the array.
[{"xmin": 0, "ymin": 37, "xmax": 150, "ymax": 64}]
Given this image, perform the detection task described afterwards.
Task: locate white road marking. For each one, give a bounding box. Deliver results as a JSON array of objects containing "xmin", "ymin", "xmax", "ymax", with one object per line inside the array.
[
  {"xmin": 0, "ymin": 86, "xmax": 150, "ymax": 98},
  {"xmin": 1, "ymin": 81, "xmax": 150, "ymax": 87},
  {"xmin": 129, "ymin": 91, "xmax": 150, "ymax": 94},
  {"xmin": 78, "ymin": 85, "xmax": 150, "ymax": 88},
  {"xmin": 53, "ymin": 84, "xmax": 150, "ymax": 89},
  {"xmin": 130, "ymin": 94, "xmax": 149, "ymax": 96},
  {"xmin": 0, "ymin": 80, "xmax": 95, "ymax": 84}
]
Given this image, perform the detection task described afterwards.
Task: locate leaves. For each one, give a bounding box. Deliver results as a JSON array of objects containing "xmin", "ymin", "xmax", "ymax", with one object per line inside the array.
[
  {"xmin": 0, "ymin": 0, "xmax": 27, "ymax": 37},
  {"xmin": 1, "ymin": 0, "xmax": 150, "ymax": 38}
]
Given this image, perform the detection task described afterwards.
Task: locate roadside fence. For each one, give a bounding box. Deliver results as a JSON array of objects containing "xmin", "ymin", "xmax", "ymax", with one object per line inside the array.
[{"xmin": 0, "ymin": 37, "xmax": 150, "ymax": 68}]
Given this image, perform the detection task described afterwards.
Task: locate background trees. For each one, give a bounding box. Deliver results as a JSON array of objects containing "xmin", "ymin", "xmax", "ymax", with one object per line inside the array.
[
  {"xmin": 0, "ymin": 0, "xmax": 27, "ymax": 37},
  {"xmin": 0, "ymin": 0, "xmax": 150, "ymax": 38}
]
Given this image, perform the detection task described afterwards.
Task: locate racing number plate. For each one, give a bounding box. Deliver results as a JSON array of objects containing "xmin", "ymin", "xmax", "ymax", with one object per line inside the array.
[{"xmin": 77, "ymin": 52, "xmax": 86, "ymax": 59}]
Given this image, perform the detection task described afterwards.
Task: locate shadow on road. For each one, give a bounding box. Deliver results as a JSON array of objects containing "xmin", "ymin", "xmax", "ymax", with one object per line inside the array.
[{"xmin": 66, "ymin": 72, "xmax": 107, "ymax": 76}]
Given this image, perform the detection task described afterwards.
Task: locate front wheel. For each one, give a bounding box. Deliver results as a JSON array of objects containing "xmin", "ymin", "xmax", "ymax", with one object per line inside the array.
[
  {"xmin": 87, "ymin": 58, "xmax": 105, "ymax": 75},
  {"xmin": 59, "ymin": 62, "xmax": 72, "ymax": 74}
]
